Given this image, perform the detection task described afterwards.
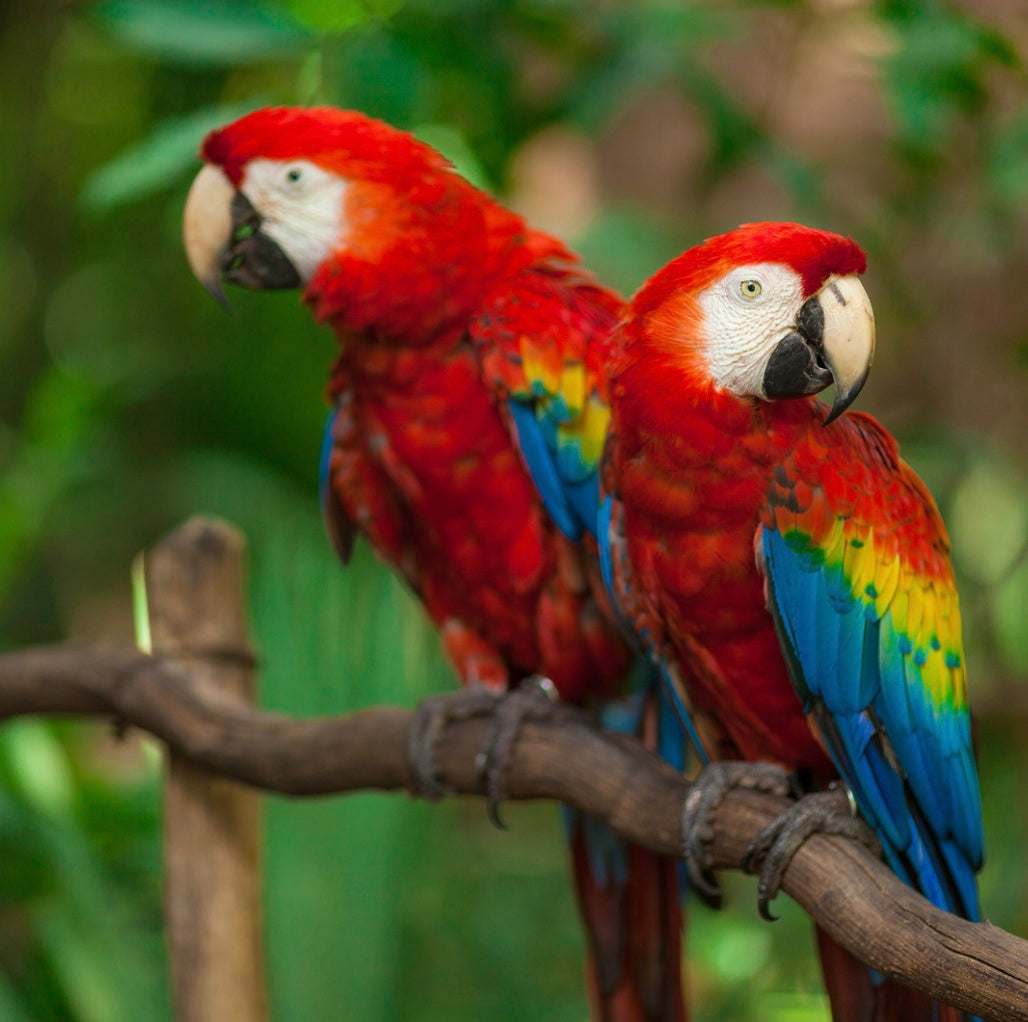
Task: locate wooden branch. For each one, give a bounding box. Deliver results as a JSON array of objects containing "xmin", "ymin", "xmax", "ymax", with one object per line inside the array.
[
  {"xmin": 0, "ymin": 644, "xmax": 1024, "ymax": 1021},
  {"xmin": 139, "ymin": 518, "xmax": 267, "ymax": 1022}
]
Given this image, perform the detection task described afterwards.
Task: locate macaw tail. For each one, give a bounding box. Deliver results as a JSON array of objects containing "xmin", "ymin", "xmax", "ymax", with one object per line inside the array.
[
  {"xmin": 563, "ymin": 672, "xmax": 688, "ymax": 1022},
  {"xmin": 816, "ymin": 927, "xmax": 972, "ymax": 1022},
  {"xmin": 569, "ymin": 817, "xmax": 685, "ymax": 1022}
]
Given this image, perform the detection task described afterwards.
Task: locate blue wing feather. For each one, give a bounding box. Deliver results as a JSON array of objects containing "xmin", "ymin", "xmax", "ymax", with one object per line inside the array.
[
  {"xmin": 319, "ymin": 407, "xmax": 358, "ymax": 564},
  {"xmin": 761, "ymin": 524, "xmax": 981, "ymax": 921},
  {"xmin": 318, "ymin": 408, "xmax": 334, "ymax": 514},
  {"xmin": 507, "ymin": 401, "xmax": 585, "ymax": 539}
]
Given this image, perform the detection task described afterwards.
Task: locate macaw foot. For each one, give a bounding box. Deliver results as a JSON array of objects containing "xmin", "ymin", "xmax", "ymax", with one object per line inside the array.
[
  {"xmin": 741, "ymin": 782, "xmax": 882, "ymax": 921},
  {"xmin": 406, "ymin": 689, "xmax": 501, "ymax": 801},
  {"xmin": 682, "ymin": 761, "xmax": 797, "ymax": 909},
  {"xmin": 475, "ymin": 675, "xmax": 583, "ymax": 829}
]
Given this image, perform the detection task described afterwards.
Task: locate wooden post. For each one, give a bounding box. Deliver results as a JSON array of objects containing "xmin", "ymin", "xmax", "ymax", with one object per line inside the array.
[{"xmin": 138, "ymin": 517, "xmax": 268, "ymax": 1022}]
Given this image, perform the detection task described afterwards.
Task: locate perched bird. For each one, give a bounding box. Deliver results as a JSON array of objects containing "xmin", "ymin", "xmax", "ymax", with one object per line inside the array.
[
  {"xmin": 183, "ymin": 106, "xmax": 687, "ymax": 1022},
  {"xmin": 601, "ymin": 221, "xmax": 983, "ymax": 1021}
]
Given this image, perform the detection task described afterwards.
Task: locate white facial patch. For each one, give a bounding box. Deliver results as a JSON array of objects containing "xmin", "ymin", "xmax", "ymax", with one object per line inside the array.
[
  {"xmin": 697, "ymin": 262, "xmax": 806, "ymax": 398},
  {"xmin": 239, "ymin": 158, "xmax": 348, "ymax": 284}
]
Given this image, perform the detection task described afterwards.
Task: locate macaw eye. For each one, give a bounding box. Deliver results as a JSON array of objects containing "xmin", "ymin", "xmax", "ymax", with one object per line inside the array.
[
  {"xmin": 284, "ymin": 166, "xmax": 303, "ymax": 185},
  {"xmin": 739, "ymin": 279, "xmax": 762, "ymax": 299}
]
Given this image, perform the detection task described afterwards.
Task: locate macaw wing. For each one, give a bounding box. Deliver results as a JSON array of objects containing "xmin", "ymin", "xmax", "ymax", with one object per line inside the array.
[
  {"xmin": 471, "ymin": 264, "xmax": 621, "ymax": 541},
  {"xmin": 319, "ymin": 386, "xmax": 420, "ymax": 592},
  {"xmin": 320, "ymin": 407, "xmax": 357, "ymax": 564},
  {"xmin": 758, "ymin": 411, "xmax": 983, "ymax": 919},
  {"xmin": 597, "ymin": 477, "xmax": 713, "ymax": 767},
  {"xmin": 475, "ymin": 262, "xmax": 712, "ymax": 756}
]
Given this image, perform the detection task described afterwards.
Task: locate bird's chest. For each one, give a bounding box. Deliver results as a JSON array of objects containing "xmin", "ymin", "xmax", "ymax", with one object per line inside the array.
[
  {"xmin": 619, "ymin": 424, "xmax": 779, "ymax": 633},
  {"xmin": 614, "ymin": 414, "xmax": 827, "ymax": 762}
]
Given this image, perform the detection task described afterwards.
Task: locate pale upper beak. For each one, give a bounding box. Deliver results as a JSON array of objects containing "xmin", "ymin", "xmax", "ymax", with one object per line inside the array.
[
  {"xmin": 816, "ymin": 273, "xmax": 876, "ymax": 423},
  {"xmin": 182, "ymin": 163, "xmax": 235, "ymax": 308},
  {"xmin": 761, "ymin": 273, "xmax": 875, "ymax": 424}
]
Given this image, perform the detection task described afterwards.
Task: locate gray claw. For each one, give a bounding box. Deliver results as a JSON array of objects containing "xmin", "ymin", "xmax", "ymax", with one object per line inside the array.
[
  {"xmin": 477, "ymin": 675, "xmax": 579, "ymax": 828},
  {"xmin": 681, "ymin": 761, "xmax": 794, "ymax": 909},
  {"xmin": 742, "ymin": 783, "xmax": 882, "ymax": 921},
  {"xmin": 406, "ymin": 690, "xmax": 500, "ymax": 800}
]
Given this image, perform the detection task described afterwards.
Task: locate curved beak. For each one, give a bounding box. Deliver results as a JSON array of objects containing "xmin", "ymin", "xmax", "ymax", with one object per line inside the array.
[
  {"xmin": 818, "ymin": 274, "xmax": 875, "ymax": 424},
  {"xmin": 183, "ymin": 164, "xmax": 235, "ymax": 309},
  {"xmin": 183, "ymin": 163, "xmax": 301, "ymax": 308},
  {"xmin": 761, "ymin": 273, "xmax": 875, "ymax": 424}
]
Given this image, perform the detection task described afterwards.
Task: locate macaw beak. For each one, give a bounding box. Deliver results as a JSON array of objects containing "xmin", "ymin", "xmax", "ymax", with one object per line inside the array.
[
  {"xmin": 761, "ymin": 273, "xmax": 875, "ymax": 424},
  {"xmin": 182, "ymin": 163, "xmax": 301, "ymax": 308},
  {"xmin": 816, "ymin": 274, "xmax": 876, "ymax": 423}
]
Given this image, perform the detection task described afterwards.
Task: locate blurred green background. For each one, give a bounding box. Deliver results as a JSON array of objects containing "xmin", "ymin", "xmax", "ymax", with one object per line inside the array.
[{"xmin": 0, "ymin": 0, "xmax": 1026, "ymax": 1019}]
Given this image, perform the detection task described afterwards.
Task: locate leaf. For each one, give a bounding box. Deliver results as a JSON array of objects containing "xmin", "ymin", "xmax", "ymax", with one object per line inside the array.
[
  {"xmin": 94, "ymin": 0, "xmax": 310, "ymax": 66},
  {"xmin": 948, "ymin": 459, "xmax": 1028, "ymax": 586},
  {"xmin": 993, "ymin": 556, "xmax": 1028, "ymax": 676},
  {"xmin": 575, "ymin": 206, "xmax": 684, "ymax": 295},
  {"xmin": 284, "ymin": 0, "xmax": 404, "ymax": 34},
  {"xmin": 989, "ymin": 109, "xmax": 1028, "ymax": 205},
  {"xmin": 0, "ymin": 977, "xmax": 33, "ymax": 1022},
  {"xmin": 880, "ymin": 3, "xmax": 1018, "ymax": 162},
  {"xmin": 323, "ymin": 26, "xmax": 431, "ymax": 127},
  {"xmin": 1, "ymin": 721, "xmax": 76, "ymax": 821},
  {"xmin": 414, "ymin": 123, "xmax": 492, "ymax": 192},
  {"xmin": 80, "ymin": 103, "xmax": 261, "ymax": 213}
]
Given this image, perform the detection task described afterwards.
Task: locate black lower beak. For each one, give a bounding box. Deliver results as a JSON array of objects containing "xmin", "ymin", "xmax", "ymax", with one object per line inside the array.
[
  {"xmin": 762, "ymin": 294, "xmax": 832, "ymax": 400},
  {"xmin": 220, "ymin": 192, "xmax": 301, "ymax": 291}
]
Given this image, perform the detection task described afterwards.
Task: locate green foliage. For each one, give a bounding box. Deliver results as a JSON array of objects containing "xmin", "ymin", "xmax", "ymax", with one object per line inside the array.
[
  {"xmin": 0, "ymin": 723, "xmax": 166, "ymax": 1021},
  {"xmin": 96, "ymin": 0, "xmax": 311, "ymax": 67},
  {"xmin": 577, "ymin": 207, "xmax": 685, "ymax": 295},
  {"xmin": 0, "ymin": 0, "xmax": 1025, "ymax": 1019},
  {"xmin": 989, "ymin": 106, "xmax": 1028, "ymax": 206},
  {"xmin": 949, "ymin": 457, "xmax": 1027, "ymax": 587},
  {"xmin": 879, "ymin": 0, "xmax": 1019, "ymax": 182},
  {"xmin": 287, "ymin": 0, "xmax": 404, "ymax": 35},
  {"xmin": 81, "ymin": 104, "xmax": 262, "ymax": 212}
]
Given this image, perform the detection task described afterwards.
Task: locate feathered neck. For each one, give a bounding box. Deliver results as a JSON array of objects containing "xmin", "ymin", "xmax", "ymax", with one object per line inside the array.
[
  {"xmin": 611, "ymin": 307, "xmax": 825, "ymax": 455},
  {"xmin": 303, "ymin": 171, "xmax": 574, "ymax": 348}
]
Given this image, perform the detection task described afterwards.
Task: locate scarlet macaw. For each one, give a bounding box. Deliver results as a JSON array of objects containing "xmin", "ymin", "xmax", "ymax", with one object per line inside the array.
[
  {"xmin": 182, "ymin": 106, "xmax": 687, "ymax": 1022},
  {"xmin": 600, "ymin": 222, "xmax": 983, "ymax": 1021}
]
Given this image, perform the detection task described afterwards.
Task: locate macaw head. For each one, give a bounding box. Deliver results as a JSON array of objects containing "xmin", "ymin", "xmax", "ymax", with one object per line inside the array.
[
  {"xmin": 628, "ymin": 221, "xmax": 875, "ymax": 422},
  {"xmin": 182, "ymin": 106, "xmax": 532, "ymax": 336}
]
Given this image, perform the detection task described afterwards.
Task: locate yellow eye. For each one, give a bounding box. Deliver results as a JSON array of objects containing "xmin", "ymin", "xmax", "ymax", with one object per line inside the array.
[{"xmin": 740, "ymin": 279, "xmax": 762, "ymax": 299}]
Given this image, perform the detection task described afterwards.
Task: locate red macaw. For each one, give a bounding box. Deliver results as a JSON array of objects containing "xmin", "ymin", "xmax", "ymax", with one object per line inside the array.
[
  {"xmin": 600, "ymin": 222, "xmax": 983, "ymax": 1021},
  {"xmin": 182, "ymin": 106, "xmax": 688, "ymax": 1022}
]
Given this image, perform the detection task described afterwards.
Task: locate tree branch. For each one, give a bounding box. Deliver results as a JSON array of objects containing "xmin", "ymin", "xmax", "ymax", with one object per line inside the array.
[{"xmin": 0, "ymin": 644, "xmax": 1024, "ymax": 1021}]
